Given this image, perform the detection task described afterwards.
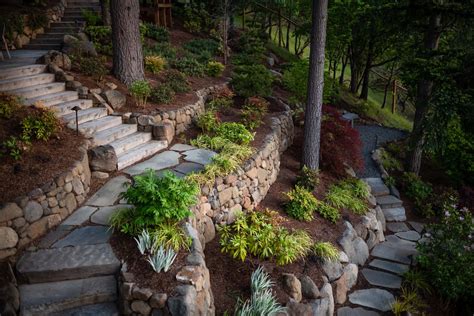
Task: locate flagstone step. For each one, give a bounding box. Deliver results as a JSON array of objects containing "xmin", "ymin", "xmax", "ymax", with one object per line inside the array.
[
  {"xmin": 0, "ymin": 73, "xmax": 55, "ymax": 92},
  {"xmin": 92, "ymin": 123, "xmax": 138, "ymax": 147},
  {"xmin": 348, "ymin": 288, "xmax": 395, "ymax": 312},
  {"xmin": 62, "ymin": 107, "xmax": 108, "ymax": 126},
  {"xmin": 19, "ymin": 276, "xmax": 117, "ymax": 316},
  {"xmin": 117, "ymin": 140, "xmax": 168, "ymax": 170},
  {"xmin": 8, "ymin": 82, "xmax": 65, "ymax": 99},
  {"xmin": 109, "ymin": 131, "xmax": 153, "ymax": 155},
  {"xmin": 363, "ymin": 178, "xmax": 390, "ymax": 197},
  {"xmin": 376, "ymin": 195, "xmax": 403, "ymax": 209},
  {"xmin": 52, "ymin": 99, "xmax": 94, "ymax": 115},
  {"xmin": 50, "ymin": 302, "xmax": 119, "ymax": 316},
  {"xmin": 78, "ymin": 115, "xmax": 122, "ymax": 136},
  {"xmin": 0, "ymin": 64, "xmax": 47, "ymax": 81},
  {"xmin": 23, "ymin": 43, "xmax": 63, "ymax": 50},
  {"xmin": 361, "ymin": 268, "xmax": 402, "ymax": 289},
  {"xmin": 26, "ymin": 90, "xmax": 79, "ymax": 106},
  {"xmin": 368, "ymin": 259, "xmax": 409, "ymax": 276},
  {"xmin": 16, "ymin": 243, "xmax": 120, "ymax": 283},
  {"xmin": 382, "ymin": 207, "xmax": 406, "ymax": 222}
]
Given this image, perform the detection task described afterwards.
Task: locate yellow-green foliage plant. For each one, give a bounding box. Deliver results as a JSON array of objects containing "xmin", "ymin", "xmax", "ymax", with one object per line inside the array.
[
  {"xmin": 325, "ymin": 179, "xmax": 369, "ymax": 215},
  {"xmin": 312, "ymin": 241, "xmax": 339, "ymax": 261},
  {"xmin": 145, "ymin": 55, "xmax": 167, "ymax": 74},
  {"xmin": 284, "ymin": 186, "xmax": 319, "ymax": 221}
]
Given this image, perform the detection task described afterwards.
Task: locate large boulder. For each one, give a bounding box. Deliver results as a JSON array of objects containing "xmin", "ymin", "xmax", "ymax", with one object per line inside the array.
[
  {"xmin": 38, "ymin": 50, "xmax": 71, "ymax": 71},
  {"xmin": 63, "ymin": 34, "xmax": 97, "ymax": 57},
  {"xmin": 103, "ymin": 89, "xmax": 126, "ymax": 110},
  {"xmin": 89, "ymin": 145, "xmax": 117, "ymax": 172},
  {"xmin": 281, "ymin": 273, "xmax": 302, "ymax": 302}
]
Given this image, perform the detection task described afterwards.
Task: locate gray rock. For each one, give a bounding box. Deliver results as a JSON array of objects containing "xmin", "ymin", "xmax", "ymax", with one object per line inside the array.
[
  {"xmin": 408, "ymin": 221, "xmax": 425, "ymax": 234},
  {"xmin": 40, "ymin": 50, "xmax": 71, "ymax": 70},
  {"xmin": 174, "ymin": 162, "xmax": 204, "ymax": 175},
  {"xmin": 17, "ymin": 244, "xmax": 120, "ymax": 284},
  {"xmin": 375, "ymin": 206, "xmax": 386, "ymax": 231},
  {"xmin": 368, "ymin": 259, "xmax": 409, "ymax": 276},
  {"xmin": 38, "ymin": 226, "xmax": 74, "ymax": 249},
  {"xmin": 24, "ymin": 201, "xmax": 43, "ymax": 223},
  {"xmin": 91, "ymin": 205, "xmax": 133, "ymax": 226},
  {"xmin": 86, "ymin": 176, "xmax": 130, "ymax": 207},
  {"xmin": 61, "ymin": 206, "xmax": 97, "ymax": 226},
  {"xmin": 343, "ymin": 263, "xmax": 358, "ymax": 289},
  {"xmin": 103, "ymin": 90, "xmax": 126, "ymax": 110},
  {"xmin": 334, "ymin": 263, "xmax": 358, "ymax": 304},
  {"xmin": 396, "ymin": 230, "xmax": 421, "ymax": 242},
  {"xmin": 0, "ymin": 227, "xmax": 18, "ymax": 250},
  {"xmin": 300, "ymin": 275, "xmax": 320, "ymax": 299},
  {"xmin": 0, "ymin": 202, "xmax": 23, "ymax": 222},
  {"xmin": 52, "ymin": 226, "xmax": 112, "ymax": 248},
  {"xmin": 387, "ymin": 222, "xmax": 409, "ymax": 233},
  {"xmin": 183, "ymin": 149, "xmax": 216, "ymax": 165},
  {"xmin": 337, "ymin": 307, "xmax": 380, "ymax": 316},
  {"xmin": 339, "ymin": 251, "xmax": 349, "ymax": 263},
  {"xmin": 150, "ymin": 293, "xmax": 167, "ymax": 309},
  {"xmin": 385, "ymin": 235, "xmax": 417, "ymax": 251},
  {"xmin": 319, "ymin": 282, "xmax": 334, "ymax": 316},
  {"xmin": 131, "ymin": 300, "xmax": 151, "ymax": 315},
  {"xmin": 361, "ymin": 268, "xmax": 402, "ymax": 289},
  {"xmin": 281, "ymin": 273, "xmax": 302, "ymax": 302},
  {"xmin": 286, "ymin": 300, "xmax": 313, "ymax": 316},
  {"xmin": 170, "ymin": 144, "xmax": 196, "ymax": 152},
  {"xmin": 338, "ymin": 222, "xmax": 369, "ymax": 266},
  {"xmin": 376, "ymin": 195, "xmax": 403, "ymax": 209},
  {"xmin": 125, "ymin": 151, "xmax": 180, "ymax": 176},
  {"xmin": 167, "ymin": 285, "xmax": 197, "ymax": 316},
  {"xmin": 92, "ymin": 171, "xmax": 109, "ymax": 180},
  {"xmin": 348, "ymin": 289, "xmax": 395, "ymax": 312},
  {"xmin": 382, "ymin": 207, "xmax": 407, "ymax": 222},
  {"xmin": 89, "ymin": 145, "xmax": 117, "ymax": 172},
  {"xmin": 371, "ymin": 243, "xmax": 413, "ymax": 264},
  {"xmin": 321, "ymin": 259, "xmax": 343, "ymax": 282}
]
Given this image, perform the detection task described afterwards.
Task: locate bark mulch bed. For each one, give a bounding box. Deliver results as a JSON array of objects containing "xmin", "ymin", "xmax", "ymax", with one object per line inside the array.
[
  {"xmin": 0, "ymin": 107, "xmax": 85, "ymax": 204},
  {"xmin": 206, "ymin": 127, "xmax": 363, "ymax": 315}
]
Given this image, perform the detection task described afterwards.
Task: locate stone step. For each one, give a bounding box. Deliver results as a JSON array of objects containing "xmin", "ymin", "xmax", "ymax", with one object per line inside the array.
[
  {"xmin": 48, "ymin": 26, "xmax": 81, "ymax": 33},
  {"xmin": 29, "ymin": 38, "xmax": 63, "ymax": 45},
  {"xmin": 0, "ymin": 73, "xmax": 55, "ymax": 92},
  {"xmin": 52, "ymin": 99, "xmax": 94, "ymax": 115},
  {"xmin": 92, "ymin": 124, "xmax": 138, "ymax": 147},
  {"xmin": 50, "ymin": 302, "xmax": 119, "ymax": 316},
  {"xmin": 79, "ymin": 115, "xmax": 122, "ymax": 136},
  {"xmin": 25, "ymin": 91, "xmax": 79, "ymax": 107},
  {"xmin": 23, "ymin": 43, "xmax": 63, "ymax": 50},
  {"xmin": 368, "ymin": 259, "xmax": 409, "ymax": 276},
  {"xmin": 8, "ymin": 82, "xmax": 65, "ymax": 99},
  {"xmin": 361, "ymin": 268, "xmax": 402, "ymax": 289},
  {"xmin": 62, "ymin": 107, "xmax": 108, "ymax": 126},
  {"xmin": 36, "ymin": 33, "xmax": 68, "ymax": 40},
  {"xmin": 376, "ymin": 195, "xmax": 403, "ymax": 209},
  {"xmin": 0, "ymin": 64, "xmax": 47, "ymax": 81},
  {"xmin": 117, "ymin": 140, "xmax": 168, "ymax": 170},
  {"xmin": 382, "ymin": 207, "xmax": 406, "ymax": 222},
  {"xmin": 66, "ymin": 8, "xmax": 101, "ymax": 14},
  {"xmin": 16, "ymin": 243, "xmax": 120, "ymax": 283},
  {"xmin": 62, "ymin": 16, "xmax": 86, "ymax": 22},
  {"xmin": 109, "ymin": 132, "xmax": 153, "ymax": 155},
  {"xmin": 19, "ymin": 276, "xmax": 117, "ymax": 316},
  {"xmin": 348, "ymin": 289, "xmax": 395, "ymax": 312},
  {"xmin": 363, "ymin": 178, "xmax": 390, "ymax": 197}
]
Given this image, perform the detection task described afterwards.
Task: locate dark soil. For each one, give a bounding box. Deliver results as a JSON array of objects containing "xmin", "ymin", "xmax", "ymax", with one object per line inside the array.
[
  {"xmin": 0, "ymin": 107, "xmax": 85, "ymax": 204},
  {"xmin": 206, "ymin": 127, "xmax": 363, "ymax": 315},
  {"xmin": 110, "ymin": 231, "xmax": 187, "ymax": 294}
]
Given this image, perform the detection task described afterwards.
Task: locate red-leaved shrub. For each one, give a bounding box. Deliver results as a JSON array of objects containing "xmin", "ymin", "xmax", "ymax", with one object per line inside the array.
[{"xmin": 320, "ymin": 105, "xmax": 363, "ymax": 176}]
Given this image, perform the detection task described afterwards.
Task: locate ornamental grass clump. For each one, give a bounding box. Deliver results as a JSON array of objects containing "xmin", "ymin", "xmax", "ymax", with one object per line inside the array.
[
  {"xmin": 325, "ymin": 178, "xmax": 369, "ymax": 215},
  {"xmin": 312, "ymin": 241, "xmax": 339, "ymax": 261}
]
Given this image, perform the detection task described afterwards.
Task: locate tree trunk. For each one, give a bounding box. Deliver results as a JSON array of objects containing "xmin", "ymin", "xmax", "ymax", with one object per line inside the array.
[
  {"xmin": 302, "ymin": 0, "xmax": 328, "ymax": 170},
  {"xmin": 339, "ymin": 51, "xmax": 349, "ymax": 85},
  {"xmin": 407, "ymin": 12, "xmax": 442, "ymax": 174},
  {"xmin": 100, "ymin": 0, "xmax": 111, "ymax": 26},
  {"xmin": 110, "ymin": 0, "xmax": 144, "ymax": 86},
  {"xmin": 359, "ymin": 39, "xmax": 374, "ymax": 100},
  {"xmin": 286, "ymin": 19, "xmax": 291, "ymax": 50}
]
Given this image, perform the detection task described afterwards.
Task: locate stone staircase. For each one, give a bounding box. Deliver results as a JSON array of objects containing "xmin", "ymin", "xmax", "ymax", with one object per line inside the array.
[
  {"xmin": 0, "ymin": 64, "xmax": 167, "ymax": 170},
  {"xmin": 24, "ymin": 0, "xmax": 101, "ymax": 50}
]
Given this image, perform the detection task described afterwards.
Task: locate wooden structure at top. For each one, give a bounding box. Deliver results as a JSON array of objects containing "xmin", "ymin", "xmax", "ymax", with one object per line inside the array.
[{"xmin": 141, "ymin": 0, "xmax": 173, "ymax": 28}]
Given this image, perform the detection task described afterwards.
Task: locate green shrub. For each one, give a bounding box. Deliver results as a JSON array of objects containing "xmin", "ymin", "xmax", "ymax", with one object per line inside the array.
[
  {"xmin": 81, "ymin": 8, "xmax": 101, "ymax": 26},
  {"xmin": 296, "ymin": 166, "xmax": 320, "ymax": 191},
  {"xmin": 215, "ymin": 122, "xmax": 254, "ymax": 145},
  {"xmin": 143, "ymin": 22, "xmax": 169, "ymax": 42},
  {"xmin": 145, "ymin": 55, "xmax": 166, "ymax": 74},
  {"xmin": 110, "ymin": 170, "xmax": 199, "ymax": 235},
  {"xmin": 312, "ymin": 241, "xmax": 339, "ymax": 261},
  {"xmin": 325, "ymin": 180, "xmax": 369, "ymax": 215},
  {"xmin": 218, "ymin": 211, "xmax": 312, "ymax": 265},
  {"xmin": 153, "ymin": 223, "xmax": 191, "ymax": 252},
  {"xmin": 130, "ymin": 80, "xmax": 151, "ymax": 107},
  {"xmin": 417, "ymin": 205, "xmax": 474, "ymax": 301},
  {"xmin": 232, "ymin": 53, "xmax": 259, "ymax": 66},
  {"xmin": 242, "ymin": 96, "xmax": 269, "ymax": 130},
  {"xmin": 184, "ymin": 38, "xmax": 220, "ymax": 63},
  {"xmin": 78, "ymin": 56, "xmax": 108, "ymax": 81},
  {"xmin": 1, "ymin": 136, "xmax": 23, "ymax": 161},
  {"xmin": 196, "ymin": 111, "xmax": 220, "ymax": 132},
  {"xmin": 182, "ymin": 2, "xmax": 215, "ymax": 34},
  {"xmin": 145, "ymin": 42, "xmax": 177, "ymax": 60},
  {"xmin": 163, "ymin": 70, "xmax": 190, "ymax": 93},
  {"xmin": 401, "ymin": 172, "xmax": 433, "ymax": 217},
  {"xmin": 207, "ymin": 97, "xmax": 233, "ymax": 111},
  {"xmin": 391, "ymin": 287, "xmax": 427, "ymax": 316},
  {"xmin": 0, "ymin": 13, "xmax": 24, "ymax": 41},
  {"xmin": 21, "ymin": 108, "xmax": 61, "ymax": 142},
  {"xmin": 206, "ymin": 61, "xmax": 225, "ymax": 77},
  {"xmin": 0, "ymin": 94, "xmax": 21, "ymax": 119},
  {"xmin": 285, "ymin": 186, "xmax": 318, "ymax": 221},
  {"xmin": 173, "ymin": 57, "xmax": 205, "ymax": 77},
  {"xmin": 381, "ymin": 149, "xmax": 403, "ymax": 172},
  {"xmin": 315, "ymin": 201, "xmax": 340, "ymax": 223},
  {"xmin": 150, "ymin": 84, "xmax": 175, "ymax": 104},
  {"xmin": 231, "ymin": 65, "xmax": 273, "ymax": 97},
  {"xmin": 85, "ymin": 26, "xmax": 112, "ymax": 55},
  {"xmin": 238, "ymin": 29, "xmax": 267, "ymax": 57}
]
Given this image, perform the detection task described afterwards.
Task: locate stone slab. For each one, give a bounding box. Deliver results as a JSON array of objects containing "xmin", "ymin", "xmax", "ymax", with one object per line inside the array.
[
  {"xmin": 371, "ymin": 243, "xmax": 413, "ymax": 265},
  {"xmin": 361, "ymin": 268, "xmax": 402, "ymax": 289},
  {"xmin": 38, "ymin": 226, "xmax": 74, "ymax": 249},
  {"xmin": 385, "ymin": 235, "xmax": 417, "ymax": 250},
  {"xmin": 61, "ymin": 206, "xmax": 97, "ymax": 226},
  {"xmin": 90, "ymin": 205, "xmax": 133, "ymax": 226},
  {"xmin": 16, "ymin": 244, "xmax": 120, "ymax": 283},
  {"xmin": 408, "ymin": 221, "xmax": 425, "ymax": 234},
  {"xmin": 337, "ymin": 306, "xmax": 380, "ymax": 316},
  {"xmin": 376, "ymin": 195, "xmax": 403, "ymax": 209},
  {"xmin": 382, "ymin": 207, "xmax": 406, "ymax": 222},
  {"xmin": 395, "ymin": 230, "xmax": 421, "ymax": 242},
  {"xmin": 170, "ymin": 143, "xmax": 196, "ymax": 152},
  {"xmin": 183, "ymin": 148, "xmax": 216, "ymax": 165},
  {"xmin": 124, "ymin": 150, "xmax": 180, "ymax": 176},
  {"xmin": 52, "ymin": 226, "xmax": 112, "ymax": 248},
  {"xmin": 86, "ymin": 176, "xmax": 131, "ymax": 207},
  {"xmin": 368, "ymin": 259, "xmax": 409, "ymax": 276},
  {"xmin": 348, "ymin": 289, "xmax": 395, "ymax": 312},
  {"xmin": 174, "ymin": 162, "xmax": 205, "ymax": 175},
  {"xmin": 50, "ymin": 302, "xmax": 119, "ymax": 316},
  {"xmin": 19, "ymin": 276, "xmax": 117, "ymax": 315},
  {"xmin": 386, "ymin": 222, "xmax": 409, "ymax": 233}
]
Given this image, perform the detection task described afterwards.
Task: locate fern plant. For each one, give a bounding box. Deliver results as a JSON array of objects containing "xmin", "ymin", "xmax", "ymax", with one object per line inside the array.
[{"xmin": 147, "ymin": 246, "xmax": 177, "ymax": 273}]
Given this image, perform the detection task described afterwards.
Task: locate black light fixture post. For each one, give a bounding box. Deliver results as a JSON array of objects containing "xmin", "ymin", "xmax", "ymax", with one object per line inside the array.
[{"xmin": 71, "ymin": 106, "xmax": 81, "ymax": 136}]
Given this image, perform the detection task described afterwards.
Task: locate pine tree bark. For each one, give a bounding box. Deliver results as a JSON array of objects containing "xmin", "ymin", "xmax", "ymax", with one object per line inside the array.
[
  {"xmin": 359, "ymin": 39, "xmax": 374, "ymax": 100},
  {"xmin": 302, "ymin": 0, "xmax": 328, "ymax": 170},
  {"xmin": 110, "ymin": 0, "xmax": 144, "ymax": 86},
  {"xmin": 100, "ymin": 0, "xmax": 111, "ymax": 26},
  {"xmin": 408, "ymin": 12, "xmax": 441, "ymax": 174}
]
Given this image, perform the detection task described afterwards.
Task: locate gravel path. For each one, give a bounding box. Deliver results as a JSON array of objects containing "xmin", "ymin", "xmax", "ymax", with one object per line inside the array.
[{"xmin": 355, "ymin": 124, "xmax": 406, "ymax": 178}]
